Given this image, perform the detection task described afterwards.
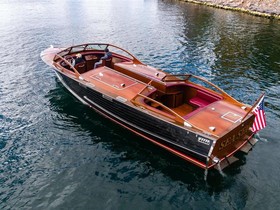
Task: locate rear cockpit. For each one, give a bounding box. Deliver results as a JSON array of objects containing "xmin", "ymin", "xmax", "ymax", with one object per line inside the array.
[{"xmin": 132, "ymin": 83, "xmax": 223, "ymax": 123}]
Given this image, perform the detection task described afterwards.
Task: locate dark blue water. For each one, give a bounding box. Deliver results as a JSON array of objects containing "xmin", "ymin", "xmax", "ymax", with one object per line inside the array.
[{"xmin": 1, "ymin": 0, "xmax": 280, "ymax": 209}]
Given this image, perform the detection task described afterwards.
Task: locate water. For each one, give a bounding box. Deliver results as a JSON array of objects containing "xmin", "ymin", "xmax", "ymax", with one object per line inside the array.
[{"xmin": 0, "ymin": 0, "xmax": 280, "ymax": 209}]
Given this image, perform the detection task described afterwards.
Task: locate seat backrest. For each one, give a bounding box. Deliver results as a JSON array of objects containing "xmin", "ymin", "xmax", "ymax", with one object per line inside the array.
[
  {"xmin": 75, "ymin": 62, "xmax": 86, "ymax": 73},
  {"xmin": 102, "ymin": 58, "xmax": 112, "ymax": 68}
]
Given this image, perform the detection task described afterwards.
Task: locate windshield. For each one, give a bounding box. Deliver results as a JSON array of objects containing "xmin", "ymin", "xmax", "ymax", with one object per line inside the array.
[
  {"xmin": 70, "ymin": 45, "xmax": 86, "ymax": 53},
  {"xmin": 85, "ymin": 44, "xmax": 108, "ymax": 51},
  {"xmin": 54, "ymin": 43, "xmax": 141, "ymax": 63}
]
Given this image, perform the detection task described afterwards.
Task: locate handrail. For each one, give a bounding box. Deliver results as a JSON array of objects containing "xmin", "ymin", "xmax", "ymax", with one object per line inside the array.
[
  {"xmin": 163, "ymin": 74, "xmax": 241, "ymax": 105},
  {"xmin": 55, "ymin": 54, "xmax": 80, "ymax": 78},
  {"xmin": 190, "ymin": 75, "xmax": 240, "ymax": 104},
  {"xmin": 107, "ymin": 43, "xmax": 143, "ymax": 65},
  {"xmin": 137, "ymin": 93, "xmax": 186, "ymax": 124},
  {"xmin": 132, "ymin": 92, "xmax": 219, "ymax": 138},
  {"xmin": 135, "ymin": 80, "xmax": 153, "ymax": 96}
]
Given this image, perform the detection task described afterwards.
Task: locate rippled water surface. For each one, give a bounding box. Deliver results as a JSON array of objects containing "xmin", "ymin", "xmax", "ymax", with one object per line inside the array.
[{"xmin": 1, "ymin": 0, "xmax": 280, "ymax": 209}]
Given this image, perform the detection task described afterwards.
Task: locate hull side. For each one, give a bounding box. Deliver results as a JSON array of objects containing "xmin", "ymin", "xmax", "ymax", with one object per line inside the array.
[
  {"xmin": 210, "ymin": 114, "xmax": 255, "ymax": 165},
  {"xmin": 56, "ymin": 70, "xmax": 215, "ymax": 168}
]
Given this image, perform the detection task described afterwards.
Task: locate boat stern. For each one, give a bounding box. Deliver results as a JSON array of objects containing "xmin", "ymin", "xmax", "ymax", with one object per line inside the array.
[{"xmin": 208, "ymin": 113, "xmax": 256, "ymax": 169}]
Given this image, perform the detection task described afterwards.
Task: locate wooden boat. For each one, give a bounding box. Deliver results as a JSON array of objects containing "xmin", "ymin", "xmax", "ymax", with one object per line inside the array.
[{"xmin": 41, "ymin": 43, "xmax": 259, "ymax": 170}]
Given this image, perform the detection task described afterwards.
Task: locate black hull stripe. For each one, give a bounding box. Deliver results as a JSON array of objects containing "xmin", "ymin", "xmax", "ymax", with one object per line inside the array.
[
  {"xmin": 83, "ymin": 96, "xmax": 207, "ymax": 168},
  {"xmin": 55, "ymin": 71, "xmax": 214, "ymax": 166},
  {"xmin": 83, "ymin": 96, "xmax": 208, "ymax": 159}
]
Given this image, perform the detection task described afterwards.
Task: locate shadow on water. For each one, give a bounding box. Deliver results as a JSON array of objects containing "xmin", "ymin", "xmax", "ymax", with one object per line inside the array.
[{"xmin": 46, "ymin": 79, "xmax": 249, "ymax": 193}]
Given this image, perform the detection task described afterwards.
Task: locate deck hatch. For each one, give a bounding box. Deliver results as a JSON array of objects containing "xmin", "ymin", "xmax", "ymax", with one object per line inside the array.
[
  {"xmin": 91, "ymin": 69, "xmax": 137, "ymax": 90},
  {"xmin": 221, "ymin": 112, "xmax": 242, "ymax": 123}
]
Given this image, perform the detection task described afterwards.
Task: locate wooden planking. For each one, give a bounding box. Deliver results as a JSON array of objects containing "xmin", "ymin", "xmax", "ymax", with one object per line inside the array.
[
  {"xmin": 171, "ymin": 103, "xmax": 194, "ymax": 116},
  {"xmin": 187, "ymin": 101, "xmax": 248, "ymax": 136},
  {"xmin": 90, "ymin": 69, "xmax": 137, "ymax": 89},
  {"xmin": 81, "ymin": 67, "xmax": 146, "ymax": 101}
]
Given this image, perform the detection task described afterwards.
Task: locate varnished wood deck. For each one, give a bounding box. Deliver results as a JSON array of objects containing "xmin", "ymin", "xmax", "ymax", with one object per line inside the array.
[
  {"xmin": 171, "ymin": 103, "xmax": 194, "ymax": 116},
  {"xmin": 81, "ymin": 66, "xmax": 146, "ymax": 101},
  {"xmin": 187, "ymin": 101, "xmax": 247, "ymax": 136}
]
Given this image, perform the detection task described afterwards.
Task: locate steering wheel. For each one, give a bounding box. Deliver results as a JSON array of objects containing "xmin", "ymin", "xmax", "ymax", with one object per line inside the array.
[{"xmin": 61, "ymin": 55, "xmax": 74, "ymax": 67}]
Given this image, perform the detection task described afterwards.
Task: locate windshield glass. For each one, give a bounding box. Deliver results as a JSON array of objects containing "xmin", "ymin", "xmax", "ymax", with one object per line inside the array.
[
  {"xmin": 85, "ymin": 44, "xmax": 108, "ymax": 51},
  {"xmin": 70, "ymin": 45, "xmax": 86, "ymax": 53}
]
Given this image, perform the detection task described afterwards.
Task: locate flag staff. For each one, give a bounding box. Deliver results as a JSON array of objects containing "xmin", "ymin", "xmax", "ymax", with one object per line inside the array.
[{"xmin": 241, "ymin": 92, "xmax": 265, "ymax": 122}]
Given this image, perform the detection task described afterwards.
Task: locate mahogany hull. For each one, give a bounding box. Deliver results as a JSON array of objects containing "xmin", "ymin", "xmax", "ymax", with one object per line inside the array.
[
  {"xmin": 41, "ymin": 43, "xmax": 258, "ymax": 171},
  {"xmin": 55, "ymin": 70, "xmax": 215, "ymax": 168}
]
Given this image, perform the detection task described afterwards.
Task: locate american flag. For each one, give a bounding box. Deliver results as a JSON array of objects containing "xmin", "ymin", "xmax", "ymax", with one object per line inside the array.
[{"xmin": 252, "ymin": 95, "xmax": 266, "ymax": 133}]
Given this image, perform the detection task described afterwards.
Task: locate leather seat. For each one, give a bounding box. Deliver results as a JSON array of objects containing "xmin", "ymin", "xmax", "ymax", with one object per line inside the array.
[{"xmin": 102, "ymin": 58, "xmax": 112, "ymax": 68}]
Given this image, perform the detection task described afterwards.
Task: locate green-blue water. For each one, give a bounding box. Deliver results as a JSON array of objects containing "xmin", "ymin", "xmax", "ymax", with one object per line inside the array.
[{"xmin": 0, "ymin": 0, "xmax": 279, "ymax": 209}]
